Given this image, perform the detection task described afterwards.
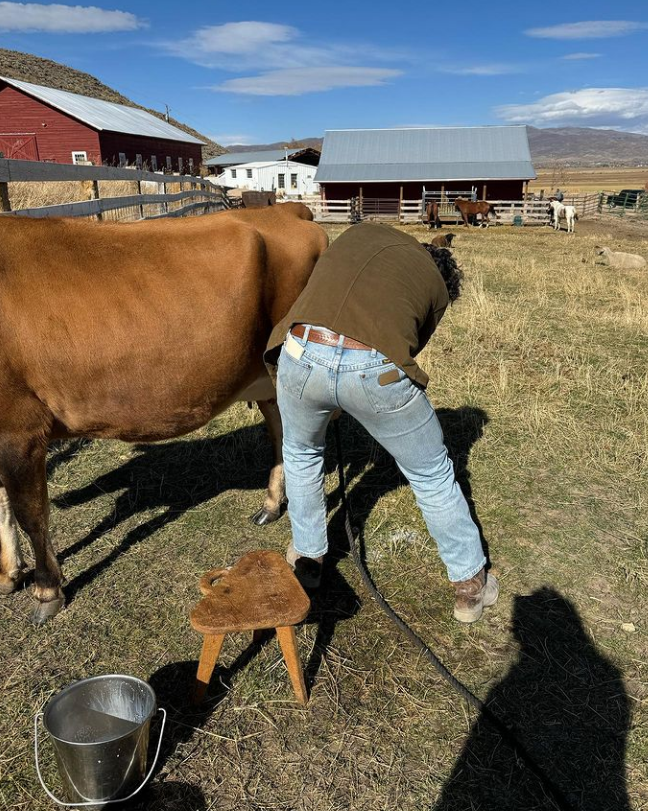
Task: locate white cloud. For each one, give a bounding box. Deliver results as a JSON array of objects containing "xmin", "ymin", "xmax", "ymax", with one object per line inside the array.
[
  {"xmin": 163, "ymin": 21, "xmax": 385, "ymax": 71},
  {"xmin": 210, "ymin": 134, "xmax": 257, "ymax": 146},
  {"xmin": 441, "ymin": 63, "xmax": 523, "ymax": 76},
  {"xmin": 561, "ymin": 52, "xmax": 602, "ymax": 60},
  {"xmin": 162, "ymin": 20, "xmax": 404, "ymax": 96},
  {"xmin": 210, "ymin": 67, "xmax": 402, "ymax": 97},
  {"xmin": 525, "ymin": 20, "xmax": 648, "ymax": 39},
  {"xmin": 0, "ymin": 2, "xmax": 145, "ymax": 32},
  {"xmin": 496, "ymin": 87, "xmax": 648, "ymax": 134}
]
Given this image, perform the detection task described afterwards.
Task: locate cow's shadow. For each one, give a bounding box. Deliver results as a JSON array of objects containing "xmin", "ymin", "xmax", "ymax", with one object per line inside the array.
[
  {"xmin": 53, "ymin": 405, "xmax": 490, "ymax": 776},
  {"xmin": 432, "ymin": 587, "xmax": 631, "ymax": 811},
  {"xmin": 54, "ymin": 406, "xmax": 489, "ymax": 603}
]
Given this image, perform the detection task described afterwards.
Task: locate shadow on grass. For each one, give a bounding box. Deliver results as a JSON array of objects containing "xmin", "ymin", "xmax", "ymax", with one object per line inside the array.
[
  {"xmin": 119, "ymin": 778, "xmax": 206, "ymax": 810},
  {"xmin": 432, "ymin": 587, "xmax": 630, "ymax": 811},
  {"xmin": 54, "ymin": 404, "xmax": 490, "ymax": 778},
  {"xmin": 54, "ymin": 405, "xmax": 490, "ymax": 605}
]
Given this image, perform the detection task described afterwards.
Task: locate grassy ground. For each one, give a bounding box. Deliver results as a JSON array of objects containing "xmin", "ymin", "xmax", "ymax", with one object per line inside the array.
[
  {"xmin": 1, "ymin": 220, "xmax": 647, "ymax": 810},
  {"xmin": 530, "ymin": 166, "xmax": 648, "ymax": 194}
]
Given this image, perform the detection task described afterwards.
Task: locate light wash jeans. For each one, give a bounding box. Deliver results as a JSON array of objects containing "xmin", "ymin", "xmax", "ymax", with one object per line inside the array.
[{"xmin": 276, "ymin": 326, "xmax": 486, "ymax": 583}]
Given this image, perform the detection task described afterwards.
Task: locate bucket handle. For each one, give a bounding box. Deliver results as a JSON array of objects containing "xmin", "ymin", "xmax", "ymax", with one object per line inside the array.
[{"xmin": 34, "ymin": 707, "xmax": 167, "ymax": 807}]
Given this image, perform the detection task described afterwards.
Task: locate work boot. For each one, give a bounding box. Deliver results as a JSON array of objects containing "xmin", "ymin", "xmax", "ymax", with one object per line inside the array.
[
  {"xmin": 286, "ymin": 542, "xmax": 323, "ymax": 590},
  {"xmin": 453, "ymin": 568, "xmax": 499, "ymax": 623}
]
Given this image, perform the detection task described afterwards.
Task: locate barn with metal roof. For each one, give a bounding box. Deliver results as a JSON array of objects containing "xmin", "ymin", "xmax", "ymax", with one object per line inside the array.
[
  {"xmin": 315, "ymin": 126, "xmax": 536, "ymax": 202},
  {"xmin": 0, "ymin": 76, "xmax": 204, "ymax": 171}
]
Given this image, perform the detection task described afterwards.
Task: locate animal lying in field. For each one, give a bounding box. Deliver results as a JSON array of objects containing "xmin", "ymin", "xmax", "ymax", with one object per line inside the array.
[
  {"xmin": 425, "ymin": 201, "xmax": 441, "ymax": 229},
  {"xmin": 0, "ymin": 202, "xmax": 327, "ymax": 624},
  {"xmin": 454, "ymin": 198, "xmax": 497, "ymax": 227},
  {"xmin": 429, "ymin": 233, "xmax": 456, "ymax": 248},
  {"xmin": 549, "ymin": 200, "xmax": 577, "ymax": 233},
  {"xmin": 594, "ymin": 246, "xmax": 647, "ymax": 270}
]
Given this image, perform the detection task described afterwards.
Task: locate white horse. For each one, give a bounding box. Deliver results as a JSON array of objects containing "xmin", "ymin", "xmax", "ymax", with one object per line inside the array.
[{"xmin": 549, "ymin": 200, "xmax": 577, "ymax": 233}]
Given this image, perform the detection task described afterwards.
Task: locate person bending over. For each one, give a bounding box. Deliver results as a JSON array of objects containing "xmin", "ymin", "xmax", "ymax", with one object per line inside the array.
[{"xmin": 264, "ymin": 222, "xmax": 497, "ymax": 624}]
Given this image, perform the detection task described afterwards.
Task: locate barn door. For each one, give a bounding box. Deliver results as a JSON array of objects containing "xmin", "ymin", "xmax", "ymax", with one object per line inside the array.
[{"xmin": 0, "ymin": 134, "xmax": 39, "ymax": 160}]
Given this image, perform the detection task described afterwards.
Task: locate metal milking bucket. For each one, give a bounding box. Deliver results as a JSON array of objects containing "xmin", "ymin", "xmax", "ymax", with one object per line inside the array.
[{"xmin": 34, "ymin": 675, "xmax": 166, "ymax": 808}]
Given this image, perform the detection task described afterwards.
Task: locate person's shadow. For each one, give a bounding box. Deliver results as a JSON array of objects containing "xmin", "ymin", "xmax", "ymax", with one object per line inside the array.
[{"xmin": 432, "ymin": 587, "xmax": 631, "ymax": 811}]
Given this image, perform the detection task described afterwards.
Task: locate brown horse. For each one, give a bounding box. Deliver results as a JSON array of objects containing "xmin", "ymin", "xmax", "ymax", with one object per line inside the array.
[
  {"xmin": 454, "ymin": 197, "xmax": 497, "ymax": 227},
  {"xmin": 425, "ymin": 201, "xmax": 442, "ymax": 229},
  {"xmin": 0, "ymin": 202, "xmax": 327, "ymax": 623}
]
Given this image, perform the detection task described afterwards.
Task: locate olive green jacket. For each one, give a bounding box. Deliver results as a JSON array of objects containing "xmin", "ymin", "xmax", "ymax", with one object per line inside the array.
[{"xmin": 264, "ymin": 222, "xmax": 449, "ymax": 388}]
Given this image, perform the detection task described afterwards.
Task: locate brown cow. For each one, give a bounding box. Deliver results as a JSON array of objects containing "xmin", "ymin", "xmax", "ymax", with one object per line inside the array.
[
  {"xmin": 454, "ymin": 197, "xmax": 497, "ymax": 227},
  {"xmin": 425, "ymin": 201, "xmax": 441, "ymax": 229},
  {"xmin": 0, "ymin": 202, "xmax": 327, "ymax": 623}
]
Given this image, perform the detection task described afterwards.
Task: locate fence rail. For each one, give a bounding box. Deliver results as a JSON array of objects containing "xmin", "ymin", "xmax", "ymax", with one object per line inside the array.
[
  {"xmin": 0, "ymin": 158, "xmax": 235, "ymax": 221},
  {"xmin": 307, "ymin": 193, "xmax": 603, "ymax": 224}
]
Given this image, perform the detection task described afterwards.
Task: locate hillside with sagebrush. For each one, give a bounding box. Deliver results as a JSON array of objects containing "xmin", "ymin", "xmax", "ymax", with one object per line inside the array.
[{"xmin": 0, "ymin": 48, "xmax": 225, "ymax": 161}]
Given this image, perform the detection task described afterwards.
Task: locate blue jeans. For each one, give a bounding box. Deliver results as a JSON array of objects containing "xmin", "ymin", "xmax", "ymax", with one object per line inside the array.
[{"xmin": 276, "ymin": 327, "xmax": 486, "ymax": 583}]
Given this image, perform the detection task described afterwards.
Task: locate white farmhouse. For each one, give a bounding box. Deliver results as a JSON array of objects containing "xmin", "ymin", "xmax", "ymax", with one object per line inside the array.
[{"xmin": 214, "ymin": 158, "xmax": 319, "ymax": 197}]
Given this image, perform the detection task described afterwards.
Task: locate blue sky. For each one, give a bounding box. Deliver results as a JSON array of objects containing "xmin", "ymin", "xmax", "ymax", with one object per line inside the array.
[{"xmin": 1, "ymin": 1, "xmax": 648, "ymax": 144}]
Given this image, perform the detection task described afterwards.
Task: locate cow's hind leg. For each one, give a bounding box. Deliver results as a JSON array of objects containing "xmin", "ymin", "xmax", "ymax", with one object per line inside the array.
[
  {"xmin": 0, "ymin": 441, "xmax": 64, "ymax": 623},
  {"xmin": 0, "ymin": 482, "xmax": 26, "ymax": 595},
  {"xmin": 251, "ymin": 399, "xmax": 286, "ymax": 526}
]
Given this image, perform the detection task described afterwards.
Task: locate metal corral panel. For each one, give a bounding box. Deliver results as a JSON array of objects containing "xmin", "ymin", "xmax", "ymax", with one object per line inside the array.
[
  {"xmin": 0, "ymin": 76, "xmax": 204, "ymax": 144},
  {"xmin": 315, "ymin": 126, "xmax": 535, "ymax": 182}
]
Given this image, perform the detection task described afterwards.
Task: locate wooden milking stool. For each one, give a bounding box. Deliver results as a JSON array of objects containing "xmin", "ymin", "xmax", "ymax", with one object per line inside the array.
[{"xmin": 190, "ymin": 551, "xmax": 311, "ymax": 705}]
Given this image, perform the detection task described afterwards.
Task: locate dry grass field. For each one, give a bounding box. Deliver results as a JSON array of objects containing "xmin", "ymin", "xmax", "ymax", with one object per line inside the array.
[
  {"xmin": 530, "ymin": 166, "xmax": 648, "ymax": 195},
  {"xmin": 1, "ymin": 218, "xmax": 647, "ymax": 811}
]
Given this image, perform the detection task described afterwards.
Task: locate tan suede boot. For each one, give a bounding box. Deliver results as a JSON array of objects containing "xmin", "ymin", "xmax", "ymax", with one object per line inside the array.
[
  {"xmin": 453, "ymin": 568, "xmax": 499, "ymax": 623},
  {"xmin": 286, "ymin": 542, "xmax": 323, "ymax": 590}
]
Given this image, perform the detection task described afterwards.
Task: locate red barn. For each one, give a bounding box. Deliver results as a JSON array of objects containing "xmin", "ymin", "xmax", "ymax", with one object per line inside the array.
[{"xmin": 0, "ymin": 76, "xmax": 203, "ymax": 172}]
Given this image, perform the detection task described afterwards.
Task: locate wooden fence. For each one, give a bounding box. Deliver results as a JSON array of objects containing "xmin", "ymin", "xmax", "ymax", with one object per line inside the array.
[
  {"xmin": 305, "ymin": 193, "xmax": 602, "ymax": 225},
  {"xmin": 0, "ymin": 158, "xmax": 236, "ymax": 220}
]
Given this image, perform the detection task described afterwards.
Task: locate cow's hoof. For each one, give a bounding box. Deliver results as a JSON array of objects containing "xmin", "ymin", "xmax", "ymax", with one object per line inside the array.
[
  {"xmin": 31, "ymin": 596, "xmax": 65, "ymax": 626},
  {"xmin": 251, "ymin": 507, "xmax": 282, "ymax": 526},
  {"xmin": 0, "ymin": 570, "xmax": 27, "ymax": 596}
]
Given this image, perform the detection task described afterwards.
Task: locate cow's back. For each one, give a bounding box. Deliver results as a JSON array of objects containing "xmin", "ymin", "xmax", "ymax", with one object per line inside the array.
[{"xmin": 0, "ymin": 211, "xmax": 314, "ymax": 441}]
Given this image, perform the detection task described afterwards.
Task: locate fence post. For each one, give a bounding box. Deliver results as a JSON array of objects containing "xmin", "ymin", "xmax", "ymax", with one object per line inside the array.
[
  {"xmin": 136, "ymin": 181, "xmax": 144, "ymax": 219},
  {"xmin": 91, "ymin": 180, "xmax": 102, "ymax": 221},
  {"xmin": 0, "ymin": 181, "xmax": 11, "ymax": 212}
]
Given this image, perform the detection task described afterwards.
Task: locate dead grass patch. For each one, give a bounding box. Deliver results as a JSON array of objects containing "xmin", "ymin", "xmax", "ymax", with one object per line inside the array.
[{"xmin": 0, "ymin": 221, "xmax": 647, "ymax": 810}]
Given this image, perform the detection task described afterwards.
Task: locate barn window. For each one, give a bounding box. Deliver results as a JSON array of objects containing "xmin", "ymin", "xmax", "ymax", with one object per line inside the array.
[
  {"xmin": 118, "ymin": 152, "xmax": 127, "ymax": 167},
  {"xmin": 151, "ymin": 155, "xmax": 158, "ymax": 171},
  {"xmin": 166, "ymin": 156, "xmax": 172, "ymax": 171},
  {"xmin": 178, "ymin": 157, "xmax": 184, "ymax": 173},
  {"xmin": 188, "ymin": 158, "xmax": 194, "ymax": 173},
  {"xmin": 246, "ymin": 168, "xmax": 253, "ymax": 179},
  {"xmin": 278, "ymin": 173, "xmax": 285, "ymax": 189},
  {"xmin": 135, "ymin": 154, "xmax": 143, "ymax": 169},
  {"xmin": 71, "ymin": 151, "xmax": 88, "ymax": 165},
  {"xmin": 291, "ymin": 173, "xmax": 298, "ymax": 189},
  {"xmin": 231, "ymin": 169, "xmax": 237, "ymax": 178}
]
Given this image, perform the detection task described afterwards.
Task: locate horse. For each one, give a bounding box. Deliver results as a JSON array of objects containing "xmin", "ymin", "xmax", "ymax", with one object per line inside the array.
[
  {"xmin": 454, "ymin": 198, "xmax": 497, "ymax": 227},
  {"xmin": 425, "ymin": 201, "xmax": 442, "ymax": 229},
  {"xmin": 549, "ymin": 200, "xmax": 577, "ymax": 233},
  {"xmin": 0, "ymin": 202, "xmax": 328, "ymax": 624}
]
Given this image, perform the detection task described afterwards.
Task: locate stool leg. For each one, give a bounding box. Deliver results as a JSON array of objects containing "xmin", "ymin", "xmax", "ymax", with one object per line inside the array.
[
  {"xmin": 193, "ymin": 633, "xmax": 225, "ymax": 704},
  {"xmin": 276, "ymin": 625, "xmax": 308, "ymax": 706}
]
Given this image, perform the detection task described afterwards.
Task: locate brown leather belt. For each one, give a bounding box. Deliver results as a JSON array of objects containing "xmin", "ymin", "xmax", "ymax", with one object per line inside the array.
[{"xmin": 290, "ymin": 324, "xmax": 372, "ymax": 350}]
